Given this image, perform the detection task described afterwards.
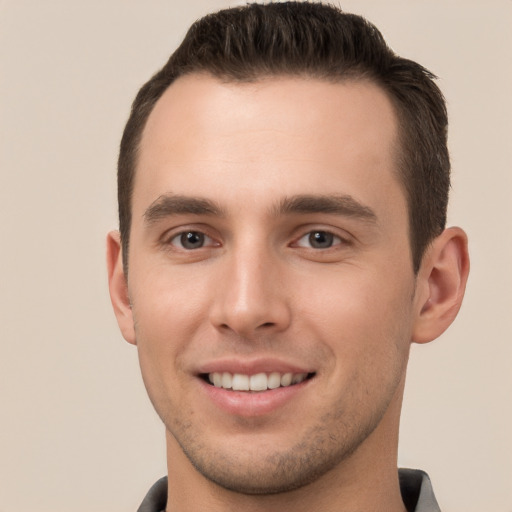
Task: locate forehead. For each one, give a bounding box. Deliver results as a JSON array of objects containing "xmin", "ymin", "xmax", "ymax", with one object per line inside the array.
[{"xmin": 135, "ymin": 74, "xmax": 404, "ymax": 218}]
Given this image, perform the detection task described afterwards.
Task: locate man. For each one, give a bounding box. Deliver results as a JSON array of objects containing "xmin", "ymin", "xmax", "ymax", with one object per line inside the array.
[{"xmin": 107, "ymin": 2, "xmax": 469, "ymax": 511}]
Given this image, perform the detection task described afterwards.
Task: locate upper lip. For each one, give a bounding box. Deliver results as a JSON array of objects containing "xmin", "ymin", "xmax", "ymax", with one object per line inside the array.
[{"xmin": 196, "ymin": 357, "xmax": 315, "ymax": 376}]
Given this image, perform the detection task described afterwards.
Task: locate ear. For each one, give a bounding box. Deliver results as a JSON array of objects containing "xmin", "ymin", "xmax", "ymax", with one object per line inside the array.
[
  {"xmin": 106, "ymin": 231, "xmax": 136, "ymax": 344},
  {"xmin": 412, "ymin": 227, "xmax": 470, "ymax": 344}
]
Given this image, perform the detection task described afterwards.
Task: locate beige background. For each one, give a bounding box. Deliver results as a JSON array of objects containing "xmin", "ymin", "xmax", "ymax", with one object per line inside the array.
[{"xmin": 1, "ymin": 1, "xmax": 511, "ymax": 511}]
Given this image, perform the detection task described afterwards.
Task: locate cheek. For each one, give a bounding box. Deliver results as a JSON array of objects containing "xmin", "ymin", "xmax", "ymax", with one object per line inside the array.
[
  {"xmin": 131, "ymin": 265, "xmax": 211, "ymax": 336},
  {"xmin": 129, "ymin": 268, "xmax": 211, "ymax": 393},
  {"xmin": 296, "ymin": 265, "xmax": 415, "ymax": 362}
]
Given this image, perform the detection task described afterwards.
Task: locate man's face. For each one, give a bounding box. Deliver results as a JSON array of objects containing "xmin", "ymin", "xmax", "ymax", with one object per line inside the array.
[{"xmin": 123, "ymin": 75, "xmax": 422, "ymax": 492}]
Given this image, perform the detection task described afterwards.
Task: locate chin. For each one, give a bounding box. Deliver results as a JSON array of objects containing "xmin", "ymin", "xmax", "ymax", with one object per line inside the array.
[
  {"xmin": 171, "ymin": 411, "xmax": 377, "ymax": 495},
  {"xmin": 184, "ymin": 448, "xmax": 339, "ymax": 495}
]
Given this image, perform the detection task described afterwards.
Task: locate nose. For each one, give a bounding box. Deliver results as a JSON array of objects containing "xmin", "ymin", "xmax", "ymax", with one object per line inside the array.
[{"xmin": 209, "ymin": 245, "xmax": 292, "ymax": 339}]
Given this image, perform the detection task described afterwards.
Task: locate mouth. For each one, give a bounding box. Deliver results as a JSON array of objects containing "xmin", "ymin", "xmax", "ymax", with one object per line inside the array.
[{"xmin": 201, "ymin": 371, "xmax": 316, "ymax": 392}]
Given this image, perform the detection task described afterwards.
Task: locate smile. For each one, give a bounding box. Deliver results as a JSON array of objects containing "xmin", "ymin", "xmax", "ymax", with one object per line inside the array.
[{"xmin": 207, "ymin": 372, "xmax": 313, "ymax": 392}]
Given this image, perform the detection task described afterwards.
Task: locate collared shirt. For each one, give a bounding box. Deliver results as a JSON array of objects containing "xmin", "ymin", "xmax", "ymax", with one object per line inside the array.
[{"xmin": 137, "ymin": 468, "xmax": 441, "ymax": 512}]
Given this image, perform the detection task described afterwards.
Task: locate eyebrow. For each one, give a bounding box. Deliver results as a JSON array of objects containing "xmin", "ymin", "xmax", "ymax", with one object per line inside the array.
[
  {"xmin": 143, "ymin": 194, "xmax": 225, "ymax": 225},
  {"xmin": 276, "ymin": 194, "xmax": 377, "ymax": 222},
  {"xmin": 143, "ymin": 193, "xmax": 377, "ymax": 225}
]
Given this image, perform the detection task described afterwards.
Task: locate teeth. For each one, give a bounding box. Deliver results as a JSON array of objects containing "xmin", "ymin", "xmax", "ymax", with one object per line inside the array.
[
  {"xmin": 268, "ymin": 372, "xmax": 281, "ymax": 389},
  {"xmin": 249, "ymin": 373, "xmax": 268, "ymax": 391},
  {"xmin": 292, "ymin": 373, "xmax": 308, "ymax": 384},
  {"xmin": 221, "ymin": 372, "xmax": 232, "ymax": 389},
  {"xmin": 208, "ymin": 371, "xmax": 310, "ymax": 391},
  {"xmin": 212, "ymin": 373, "xmax": 222, "ymax": 387},
  {"xmin": 280, "ymin": 373, "xmax": 293, "ymax": 386},
  {"xmin": 232, "ymin": 374, "xmax": 249, "ymax": 391}
]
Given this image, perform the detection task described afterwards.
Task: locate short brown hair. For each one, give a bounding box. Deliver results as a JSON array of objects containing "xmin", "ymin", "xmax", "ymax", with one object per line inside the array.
[{"xmin": 118, "ymin": 1, "xmax": 449, "ymax": 274}]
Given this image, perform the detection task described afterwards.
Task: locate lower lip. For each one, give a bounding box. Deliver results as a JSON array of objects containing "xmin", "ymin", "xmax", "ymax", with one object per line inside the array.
[{"xmin": 198, "ymin": 378, "xmax": 311, "ymax": 417}]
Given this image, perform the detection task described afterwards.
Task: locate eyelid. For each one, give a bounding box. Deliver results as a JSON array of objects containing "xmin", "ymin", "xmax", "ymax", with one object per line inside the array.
[
  {"xmin": 290, "ymin": 226, "xmax": 353, "ymax": 248},
  {"xmin": 294, "ymin": 231, "xmax": 342, "ymax": 249},
  {"xmin": 170, "ymin": 231, "xmax": 215, "ymax": 249},
  {"xmin": 161, "ymin": 225, "xmax": 221, "ymax": 250}
]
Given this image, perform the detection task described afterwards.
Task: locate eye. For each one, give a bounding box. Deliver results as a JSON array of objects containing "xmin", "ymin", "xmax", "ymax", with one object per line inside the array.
[
  {"xmin": 295, "ymin": 230, "xmax": 342, "ymax": 249},
  {"xmin": 169, "ymin": 231, "xmax": 214, "ymax": 250}
]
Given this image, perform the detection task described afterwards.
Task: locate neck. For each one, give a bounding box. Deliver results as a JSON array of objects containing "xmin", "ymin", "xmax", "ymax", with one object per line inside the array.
[{"xmin": 165, "ymin": 436, "xmax": 406, "ymax": 512}]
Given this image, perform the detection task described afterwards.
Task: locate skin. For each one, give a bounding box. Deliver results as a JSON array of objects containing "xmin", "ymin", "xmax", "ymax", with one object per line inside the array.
[{"xmin": 108, "ymin": 74, "xmax": 469, "ymax": 511}]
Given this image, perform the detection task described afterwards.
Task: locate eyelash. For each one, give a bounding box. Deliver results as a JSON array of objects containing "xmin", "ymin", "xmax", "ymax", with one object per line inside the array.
[
  {"xmin": 165, "ymin": 230, "xmax": 218, "ymax": 250},
  {"xmin": 293, "ymin": 230, "xmax": 347, "ymax": 250}
]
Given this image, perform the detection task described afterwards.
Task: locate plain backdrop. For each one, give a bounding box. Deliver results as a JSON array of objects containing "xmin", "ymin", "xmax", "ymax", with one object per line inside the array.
[{"xmin": 1, "ymin": 1, "xmax": 511, "ymax": 511}]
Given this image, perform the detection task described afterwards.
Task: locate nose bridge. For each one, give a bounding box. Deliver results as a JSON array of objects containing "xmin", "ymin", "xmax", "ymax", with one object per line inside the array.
[{"xmin": 210, "ymin": 235, "xmax": 290, "ymax": 336}]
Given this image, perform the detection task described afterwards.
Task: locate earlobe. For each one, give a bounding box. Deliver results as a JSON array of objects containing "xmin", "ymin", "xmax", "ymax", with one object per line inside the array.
[
  {"xmin": 412, "ymin": 227, "xmax": 470, "ymax": 344},
  {"xmin": 106, "ymin": 231, "xmax": 136, "ymax": 345}
]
